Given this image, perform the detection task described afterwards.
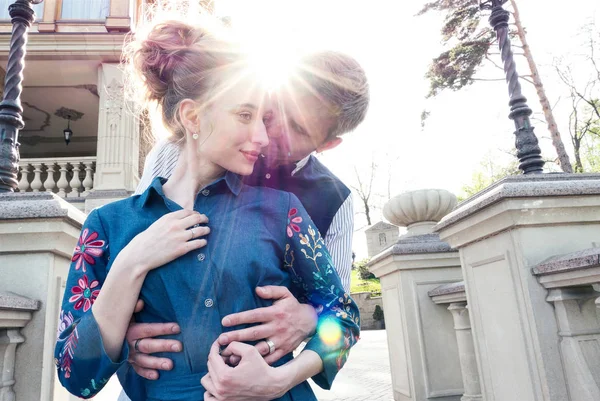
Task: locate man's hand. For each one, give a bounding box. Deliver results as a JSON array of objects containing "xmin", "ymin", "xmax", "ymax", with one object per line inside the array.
[
  {"xmin": 218, "ymin": 286, "xmax": 317, "ymax": 365},
  {"xmin": 126, "ymin": 300, "xmax": 183, "ymax": 380},
  {"xmin": 201, "ymin": 340, "xmax": 287, "ymax": 401}
]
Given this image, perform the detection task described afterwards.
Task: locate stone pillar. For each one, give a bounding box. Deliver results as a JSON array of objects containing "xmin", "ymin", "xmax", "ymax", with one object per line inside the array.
[
  {"xmin": 429, "ymin": 283, "xmax": 482, "ymax": 401},
  {"xmin": 369, "ymin": 189, "xmax": 464, "ymax": 401},
  {"xmin": 435, "ymin": 174, "xmax": 600, "ymax": 401},
  {"xmin": 105, "ymin": 0, "xmax": 132, "ymax": 32},
  {"xmin": 0, "ymin": 292, "xmax": 39, "ymax": 401},
  {"xmin": 88, "ymin": 63, "xmax": 140, "ymax": 212},
  {"xmin": 532, "ymin": 248, "xmax": 600, "ymax": 401},
  {"xmin": 0, "ymin": 192, "xmax": 85, "ymax": 401},
  {"xmin": 38, "ymin": 0, "xmax": 58, "ymax": 32},
  {"xmin": 448, "ymin": 304, "xmax": 481, "ymax": 401}
]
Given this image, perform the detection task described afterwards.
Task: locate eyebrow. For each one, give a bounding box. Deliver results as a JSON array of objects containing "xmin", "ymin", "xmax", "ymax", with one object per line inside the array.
[{"xmin": 236, "ymin": 103, "xmax": 258, "ymax": 110}]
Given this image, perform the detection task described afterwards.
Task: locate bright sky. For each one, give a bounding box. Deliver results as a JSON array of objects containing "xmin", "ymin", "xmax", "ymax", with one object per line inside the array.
[{"xmin": 213, "ymin": 0, "xmax": 600, "ymax": 259}]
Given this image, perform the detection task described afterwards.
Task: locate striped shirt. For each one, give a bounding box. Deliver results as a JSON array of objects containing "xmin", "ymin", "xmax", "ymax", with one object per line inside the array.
[{"xmin": 135, "ymin": 139, "xmax": 353, "ymax": 292}]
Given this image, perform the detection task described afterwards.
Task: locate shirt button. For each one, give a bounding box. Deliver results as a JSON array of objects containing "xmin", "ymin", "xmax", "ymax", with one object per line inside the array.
[
  {"xmin": 205, "ymin": 299, "xmax": 214, "ymax": 308},
  {"xmin": 197, "ymin": 253, "xmax": 206, "ymax": 262},
  {"xmin": 201, "ymin": 189, "xmax": 210, "ymax": 196},
  {"xmin": 265, "ymin": 173, "xmax": 271, "ymax": 179}
]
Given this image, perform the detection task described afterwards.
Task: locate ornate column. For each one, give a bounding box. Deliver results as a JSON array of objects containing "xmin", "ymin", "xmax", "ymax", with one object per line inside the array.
[
  {"xmin": 0, "ymin": 0, "xmax": 40, "ymax": 193},
  {"xmin": 88, "ymin": 63, "xmax": 140, "ymax": 211}
]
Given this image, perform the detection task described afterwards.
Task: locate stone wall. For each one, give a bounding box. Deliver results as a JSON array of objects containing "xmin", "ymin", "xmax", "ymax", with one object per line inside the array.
[{"xmin": 351, "ymin": 291, "xmax": 384, "ymax": 330}]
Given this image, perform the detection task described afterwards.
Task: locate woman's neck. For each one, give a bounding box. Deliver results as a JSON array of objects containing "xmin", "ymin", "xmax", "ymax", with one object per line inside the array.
[{"xmin": 162, "ymin": 142, "xmax": 225, "ymax": 210}]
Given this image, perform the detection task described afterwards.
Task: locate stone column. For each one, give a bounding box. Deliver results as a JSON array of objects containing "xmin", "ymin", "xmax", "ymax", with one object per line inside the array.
[
  {"xmin": 88, "ymin": 63, "xmax": 140, "ymax": 212},
  {"xmin": 0, "ymin": 292, "xmax": 39, "ymax": 401},
  {"xmin": 435, "ymin": 174, "xmax": 600, "ymax": 401},
  {"xmin": 532, "ymin": 248, "xmax": 600, "ymax": 401},
  {"xmin": 0, "ymin": 192, "xmax": 85, "ymax": 401},
  {"xmin": 430, "ymin": 283, "xmax": 482, "ymax": 401},
  {"xmin": 105, "ymin": 0, "xmax": 132, "ymax": 32},
  {"xmin": 369, "ymin": 189, "xmax": 464, "ymax": 401}
]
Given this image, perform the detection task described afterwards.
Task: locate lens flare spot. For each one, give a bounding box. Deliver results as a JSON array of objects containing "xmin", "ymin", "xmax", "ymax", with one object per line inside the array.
[{"xmin": 318, "ymin": 319, "xmax": 342, "ymax": 346}]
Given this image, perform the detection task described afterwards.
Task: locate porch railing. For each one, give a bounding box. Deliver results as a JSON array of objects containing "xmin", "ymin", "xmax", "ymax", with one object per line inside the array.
[{"xmin": 17, "ymin": 156, "xmax": 96, "ymax": 198}]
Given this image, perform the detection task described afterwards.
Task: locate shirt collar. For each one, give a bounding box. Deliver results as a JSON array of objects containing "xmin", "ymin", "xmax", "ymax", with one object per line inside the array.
[
  {"xmin": 291, "ymin": 155, "xmax": 311, "ymax": 176},
  {"xmin": 140, "ymin": 171, "xmax": 243, "ymax": 208}
]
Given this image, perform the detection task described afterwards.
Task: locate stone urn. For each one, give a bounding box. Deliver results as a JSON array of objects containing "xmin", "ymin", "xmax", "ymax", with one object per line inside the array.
[{"xmin": 383, "ymin": 189, "xmax": 457, "ymax": 236}]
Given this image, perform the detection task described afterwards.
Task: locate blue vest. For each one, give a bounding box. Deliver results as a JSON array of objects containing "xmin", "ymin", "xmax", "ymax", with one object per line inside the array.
[{"xmin": 243, "ymin": 155, "xmax": 351, "ymax": 236}]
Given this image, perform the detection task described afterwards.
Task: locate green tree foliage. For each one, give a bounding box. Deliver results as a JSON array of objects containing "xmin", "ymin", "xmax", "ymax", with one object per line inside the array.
[
  {"xmin": 420, "ymin": 0, "xmax": 573, "ymax": 172},
  {"xmin": 418, "ymin": 0, "xmax": 496, "ymax": 97},
  {"xmin": 459, "ymin": 153, "xmax": 520, "ymax": 201}
]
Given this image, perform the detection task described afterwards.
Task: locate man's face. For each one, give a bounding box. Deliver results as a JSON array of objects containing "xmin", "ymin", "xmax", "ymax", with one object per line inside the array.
[{"xmin": 261, "ymin": 87, "xmax": 339, "ymax": 167}]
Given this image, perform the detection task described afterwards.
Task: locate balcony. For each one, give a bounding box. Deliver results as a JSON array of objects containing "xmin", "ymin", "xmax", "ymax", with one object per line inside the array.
[
  {"xmin": 0, "ymin": 0, "xmax": 142, "ymax": 34},
  {"xmin": 17, "ymin": 157, "xmax": 96, "ymax": 210}
]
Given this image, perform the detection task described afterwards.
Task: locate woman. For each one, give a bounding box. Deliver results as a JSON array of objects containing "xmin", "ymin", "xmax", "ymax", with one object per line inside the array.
[{"xmin": 54, "ymin": 16, "xmax": 360, "ymax": 401}]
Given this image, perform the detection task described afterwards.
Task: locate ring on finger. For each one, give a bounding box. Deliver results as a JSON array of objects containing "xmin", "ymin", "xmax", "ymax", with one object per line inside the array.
[
  {"xmin": 190, "ymin": 228, "xmax": 195, "ymax": 240},
  {"xmin": 134, "ymin": 338, "xmax": 143, "ymax": 353},
  {"xmin": 265, "ymin": 338, "xmax": 275, "ymax": 355}
]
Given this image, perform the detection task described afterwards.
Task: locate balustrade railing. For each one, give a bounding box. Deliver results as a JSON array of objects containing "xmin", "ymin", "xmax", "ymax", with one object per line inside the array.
[{"xmin": 17, "ymin": 156, "xmax": 96, "ymax": 198}]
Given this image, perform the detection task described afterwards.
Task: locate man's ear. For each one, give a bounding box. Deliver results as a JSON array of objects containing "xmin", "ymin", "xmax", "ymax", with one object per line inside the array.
[{"xmin": 316, "ymin": 137, "xmax": 343, "ymax": 153}]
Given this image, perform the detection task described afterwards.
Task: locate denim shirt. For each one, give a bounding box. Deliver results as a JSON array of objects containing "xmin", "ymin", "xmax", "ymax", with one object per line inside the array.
[{"xmin": 54, "ymin": 173, "xmax": 361, "ymax": 401}]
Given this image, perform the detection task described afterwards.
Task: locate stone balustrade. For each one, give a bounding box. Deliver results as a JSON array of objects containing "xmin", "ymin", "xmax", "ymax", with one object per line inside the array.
[
  {"xmin": 429, "ymin": 282, "xmax": 482, "ymax": 401},
  {"xmin": 369, "ymin": 189, "xmax": 465, "ymax": 401},
  {"xmin": 17, "ymin": 157, "xmax": 96, "ymax": 198},
  {"xmin": 0, "ymin": 292, "xmax": 40, "ymax": 401},
  {"xmin": 532, "ymin": 248, "xmax": 600, "ymax": 401}
]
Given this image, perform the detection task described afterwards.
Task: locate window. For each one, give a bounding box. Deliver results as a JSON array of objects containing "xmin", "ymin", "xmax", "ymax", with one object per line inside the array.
[
  {"xmin": 379, "ymin": 233, "xmax": 387, "ymax": 246},
  {"xmin": 0, "ymin": 0, "xmax": 44, "ymax": 20},
  {"xmin": 61, "ymin": 0, "xmax": 109, "ymax": 20}
]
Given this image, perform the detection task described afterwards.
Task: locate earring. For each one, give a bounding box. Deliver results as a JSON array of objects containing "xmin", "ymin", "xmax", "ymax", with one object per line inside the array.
[{"xmin": 192, "ymin": 133, "xmax": 199, "ymax": 140}]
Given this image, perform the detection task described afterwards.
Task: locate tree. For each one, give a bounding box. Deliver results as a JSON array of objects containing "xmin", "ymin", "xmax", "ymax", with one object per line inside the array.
[
  {"xmin": 350, "ymin": 161, "xmax": 377, "ymax": 226},
  {"xmin": 459, "ymin": 152, "xmax": 519, "ymax": 200},
  {"xmin": 555, "ymin": 24, "xmax": 600, "ymax": 172},
  {"xmin": 419, "ymin": 0, "xmax": 573, "ymax": 172}
]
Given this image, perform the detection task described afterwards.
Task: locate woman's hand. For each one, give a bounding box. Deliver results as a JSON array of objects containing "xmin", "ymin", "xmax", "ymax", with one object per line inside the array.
[
  {"xmin": 201, "ymin": 340, "xmax": 288, "ymax": 401},
  {"xmin": 115, "ymin": 209, "xmax": 209, "ymax": 276}
]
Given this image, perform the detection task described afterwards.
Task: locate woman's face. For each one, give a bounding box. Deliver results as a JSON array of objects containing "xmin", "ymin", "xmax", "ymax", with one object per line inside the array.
[{"xmin": 195, "ymin": 74, "xmax": 269, "ymax": 176}]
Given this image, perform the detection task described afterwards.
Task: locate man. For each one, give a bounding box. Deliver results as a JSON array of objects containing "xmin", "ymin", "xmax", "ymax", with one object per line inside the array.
[{"xmin": 118, "ymin": 50, "xmax": 369, "ymax": 400}]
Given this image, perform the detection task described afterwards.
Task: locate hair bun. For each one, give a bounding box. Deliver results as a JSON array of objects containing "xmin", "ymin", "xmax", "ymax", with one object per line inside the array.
[{"xmin": 134, "ymin": 21, "xmax": 205, "ymax": 102}]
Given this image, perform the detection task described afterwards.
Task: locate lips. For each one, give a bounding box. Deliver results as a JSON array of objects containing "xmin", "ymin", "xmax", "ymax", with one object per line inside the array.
[{"xmin": 241, "ymin": 150, "xmax": 259, "ymax": 163}]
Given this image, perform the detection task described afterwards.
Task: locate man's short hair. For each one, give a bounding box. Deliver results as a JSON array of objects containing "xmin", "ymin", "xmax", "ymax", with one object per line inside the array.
[{"xmin": 297, "ymin": 51, "xmax": 370, "ymax": 139}]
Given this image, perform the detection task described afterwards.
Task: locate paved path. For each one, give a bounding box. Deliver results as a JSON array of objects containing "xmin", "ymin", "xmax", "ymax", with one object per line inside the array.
[
  {"xmin": 309, "ymin": 330, "xmax": 394, "ymax": 401},
  {"xmin": 92, "ymin": 330, "xmax": 393, "ymax": 401}
]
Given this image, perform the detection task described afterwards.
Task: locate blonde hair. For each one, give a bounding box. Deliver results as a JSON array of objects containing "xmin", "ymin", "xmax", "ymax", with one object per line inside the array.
[
  {"xmin": 296, "ymin": 51, "xmax": 370, "ymax": 140},
  {"xmin": 123, "ymin": 3, "xmax": 242, "ymax": 145}
]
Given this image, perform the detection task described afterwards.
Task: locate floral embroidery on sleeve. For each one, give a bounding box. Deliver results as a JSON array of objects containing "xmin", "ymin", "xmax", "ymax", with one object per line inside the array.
[
  {"xmin": 56, "ymin": 324, "xmax": 79, "ymax": 378},
  {"xmin": 72, "ymin": 228, "xmax": 105, "ymax": 273},
  {"xmin": 55, "ymin": 209, "xmax": 120, "ymax": 399},
  {"xmin": 286, "ymin": 208, "xmax": 303, "ymax": 237},
  {"xmin": 283, "ymin": 202, "xmax": 361, "ymax": 389},
  {"xmin": 80, "ymin": 378, "xmax": 109, "ymax": 397},
  {"xmin": 69, "ymin": 275, "xmax": 100, "ymax": 312}
]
